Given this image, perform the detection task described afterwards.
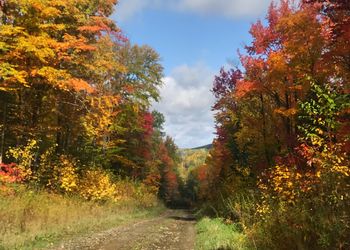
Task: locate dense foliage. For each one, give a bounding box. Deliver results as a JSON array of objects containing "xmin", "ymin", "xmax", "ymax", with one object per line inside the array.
[
  {"xmin": 190, "ymin": 1, "xmax": 350, "ymax": 249},
  {"xmin": 1, "ymin": 0, "xmax": 349, "ymax": 248},
  {"xmin": 0, "ymin": 0, "xmax": 180, "ymax": 204}
]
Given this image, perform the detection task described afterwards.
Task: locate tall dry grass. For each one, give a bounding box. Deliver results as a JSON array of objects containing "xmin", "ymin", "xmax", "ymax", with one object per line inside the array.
[{"xmin": 0, "ymin": 185, "xmax": 164, "ymax": 249}]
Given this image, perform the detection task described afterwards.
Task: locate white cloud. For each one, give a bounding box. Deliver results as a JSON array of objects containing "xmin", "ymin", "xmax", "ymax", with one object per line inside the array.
[
  {"xmin": 115, "ymin": 0, "xmax": 273, "ymax": 22},
  {"xmin": 114, "ymin": 0, "xmax": 149, "ymax": 22},
  {"xmin": 152, "ymin": 63, "xmax": 216, "ymax": 148},
  {"xmin": 177, "ymin": 0, "xmax": 272, "ymax": 18}
]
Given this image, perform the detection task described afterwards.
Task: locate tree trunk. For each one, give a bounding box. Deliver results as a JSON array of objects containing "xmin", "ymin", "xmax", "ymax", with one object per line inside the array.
[
  {"xmin": 260, "ymin": 94, "xmax": 271, "ymax": 165},
  {"xmin": 0, "ymin": 102, "xmax": 6, "ymax": 163}
]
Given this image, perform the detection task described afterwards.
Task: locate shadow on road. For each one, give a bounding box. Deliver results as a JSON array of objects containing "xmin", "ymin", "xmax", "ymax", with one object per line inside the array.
[
  {"xmin": 165, "ymin": 208, "xmax": 197, "ymax": 222},
  {"xmin": 168, "ymin": 215, "xmax": 196, "ymax": 221}
]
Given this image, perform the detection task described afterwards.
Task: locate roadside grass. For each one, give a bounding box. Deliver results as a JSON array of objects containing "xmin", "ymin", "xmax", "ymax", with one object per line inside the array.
[
  {"xmin": 0, "ymin": 185, "xmax": 164, "ymax": 250},
  {"xmin": 195, "ymin": 217, "xmax": 251, "ymax": 250}
]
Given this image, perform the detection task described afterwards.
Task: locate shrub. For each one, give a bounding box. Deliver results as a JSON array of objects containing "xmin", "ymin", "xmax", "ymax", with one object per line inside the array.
[
  {"xmin": 56, "ymin": 155, "xmax": 79, "ymax": 193},
  {"xmin": 78, "ymin": 168, "xmax": 118, "ymax": 201},
  {"xmin": 36, "ymin": 152, "xmax": 79, "ymax": 194},
  {"xmin": 7, "ymin": 139, "xmax": 38, "ymax": 181},
  {"xmin": 255, "ymin": 162, "xmax": 350, "ymax": 249},
  {"xmin": 0, "ymin": 163, "xmax": 24, "ymax": 184}
]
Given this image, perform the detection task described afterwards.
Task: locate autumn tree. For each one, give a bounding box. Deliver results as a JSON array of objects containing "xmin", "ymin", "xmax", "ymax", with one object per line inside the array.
[
  {"xmin": 0, "ymin": 0, "xmax": 176, "ymax": 206},
  {"xmin": 158, "ymin": 136, "xmax": 182, "ymax": 206},
  {"xmin": 0, "ymin": 0, "xmax": 126, "ymax": 162},
  {"xmin": 199, "ymin": 1, "xmax": 350, "ymax": 248}
]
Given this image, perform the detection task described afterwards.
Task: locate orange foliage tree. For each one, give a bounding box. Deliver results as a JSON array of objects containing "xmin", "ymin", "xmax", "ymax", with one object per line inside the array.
[{"xmin": 0, "ymin": 0, "xmax": 176, "ymax": 206}]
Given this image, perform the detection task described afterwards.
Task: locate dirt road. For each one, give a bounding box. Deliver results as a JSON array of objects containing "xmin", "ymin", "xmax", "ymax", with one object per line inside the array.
[{"xmin": 55, "ymin": 209, "xmax": 196, "ymax": 250}]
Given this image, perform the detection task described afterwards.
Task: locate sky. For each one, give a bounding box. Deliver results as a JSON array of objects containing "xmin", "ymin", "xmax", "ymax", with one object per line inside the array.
[{"xmin": 112, "ymin": 0, "xmax": 273, "ymax": 148}]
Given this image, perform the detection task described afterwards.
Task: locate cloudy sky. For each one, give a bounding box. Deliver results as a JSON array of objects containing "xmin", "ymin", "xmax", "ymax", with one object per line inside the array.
[{"xmin": 112, "ymin": 0, "xmax": 273, "ymax": 148}]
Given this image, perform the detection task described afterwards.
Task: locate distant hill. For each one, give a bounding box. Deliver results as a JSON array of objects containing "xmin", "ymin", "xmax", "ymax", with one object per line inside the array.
[
  {"xmin": 191, "ymin": 144, "xmax": 213, "ymax": 150},
  {"xmin": 178, "ymin": 144, "xmax": 212, "ymax": 171},
  {"xmin": 179, "ymin": 147, "xmax": 209, "ymax": 170}
]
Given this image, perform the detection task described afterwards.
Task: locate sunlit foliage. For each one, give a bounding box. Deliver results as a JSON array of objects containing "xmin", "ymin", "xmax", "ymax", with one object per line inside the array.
[
  {"xmin": 0, "ymin": 0, "xmax": 179, "ymax": 209},
  {"xmin": 194, "ymin": 1, "xmax": 350, "ymax": 249}
]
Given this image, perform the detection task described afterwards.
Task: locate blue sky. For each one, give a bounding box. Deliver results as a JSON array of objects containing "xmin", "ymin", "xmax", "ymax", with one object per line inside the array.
[{"xmin": 112, "ymin": 0, "xmax": 273, "ymax": 148}]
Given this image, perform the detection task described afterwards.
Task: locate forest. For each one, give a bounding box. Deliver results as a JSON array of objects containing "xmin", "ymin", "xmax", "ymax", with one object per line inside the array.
[
  {"xmin": 0, "ymin": 0, "xmax": 349, "ymax": 249},
  {"xmin": 0, "ymin": 0, "xmax": 182, "ymax": 248},
  {"xmin": 188, "ymin": 0, "xmax": 350, "ymax": 249}
]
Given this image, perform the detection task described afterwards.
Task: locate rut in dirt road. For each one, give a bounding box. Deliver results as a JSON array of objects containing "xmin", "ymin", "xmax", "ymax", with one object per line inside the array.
[{"xmin": 100, "ymin": 209, "xmax": 196, "ymax": 250}]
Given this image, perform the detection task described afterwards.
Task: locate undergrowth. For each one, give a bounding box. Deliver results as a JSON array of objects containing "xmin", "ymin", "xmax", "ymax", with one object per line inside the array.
[
  {"xmin": 195, "ymin": 217, "xmax": 252, "ymax": 250},
  {"xmin": 0, "ymin": 185, "xmax": 164, "ymax": 250}
]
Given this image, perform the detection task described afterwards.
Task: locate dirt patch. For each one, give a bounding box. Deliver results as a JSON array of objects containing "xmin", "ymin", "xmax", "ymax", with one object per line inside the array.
[{"xmin": 53, "ymin": 210, "xmax": 196, "ymax": 250}]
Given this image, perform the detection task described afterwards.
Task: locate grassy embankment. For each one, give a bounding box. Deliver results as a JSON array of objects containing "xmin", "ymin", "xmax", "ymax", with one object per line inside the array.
[
  {"xmin": 0, "ymin": 186, "xmax": 164, "ymax": 250},
  {"xmin": 195, "ymin": 217, "xmax": 253, "ymax": 250}
]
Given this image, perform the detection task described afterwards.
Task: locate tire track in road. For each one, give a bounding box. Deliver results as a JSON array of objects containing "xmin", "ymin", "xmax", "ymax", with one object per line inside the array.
[{"xmin": 54, "ymin": 209, "xmax": 196, "ymax": 250}]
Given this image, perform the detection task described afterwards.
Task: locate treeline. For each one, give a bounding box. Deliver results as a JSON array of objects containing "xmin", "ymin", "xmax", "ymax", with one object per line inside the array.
[
  {"xmin": 190, "ymin": 1, "xmax": 349, "ymax": 249},
  {"xmin": 0, "ymin": 0, "xmax": 179, "ymax": 203}
]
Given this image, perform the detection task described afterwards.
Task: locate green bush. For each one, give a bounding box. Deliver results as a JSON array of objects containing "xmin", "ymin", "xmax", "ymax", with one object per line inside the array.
[{"xmin": 196, "ymin": 217, "xmax": 251, "ymax": 250}]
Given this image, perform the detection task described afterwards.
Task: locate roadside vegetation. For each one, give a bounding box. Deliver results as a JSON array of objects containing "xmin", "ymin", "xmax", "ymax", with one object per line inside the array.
[
  {"xmin": 0, "ymin": 185, "xmax": 163, "ymax": 249},
  {"xmin": 195, "ymin": 217, "xmax": 250, "ymax": 250},
  {"xmin": 0, "ymin": 0, "xmax": 179, "ymax": 249},
  {"xmin": 187, "ymin": 1, "xmax": 349, "ymax": 249}
]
